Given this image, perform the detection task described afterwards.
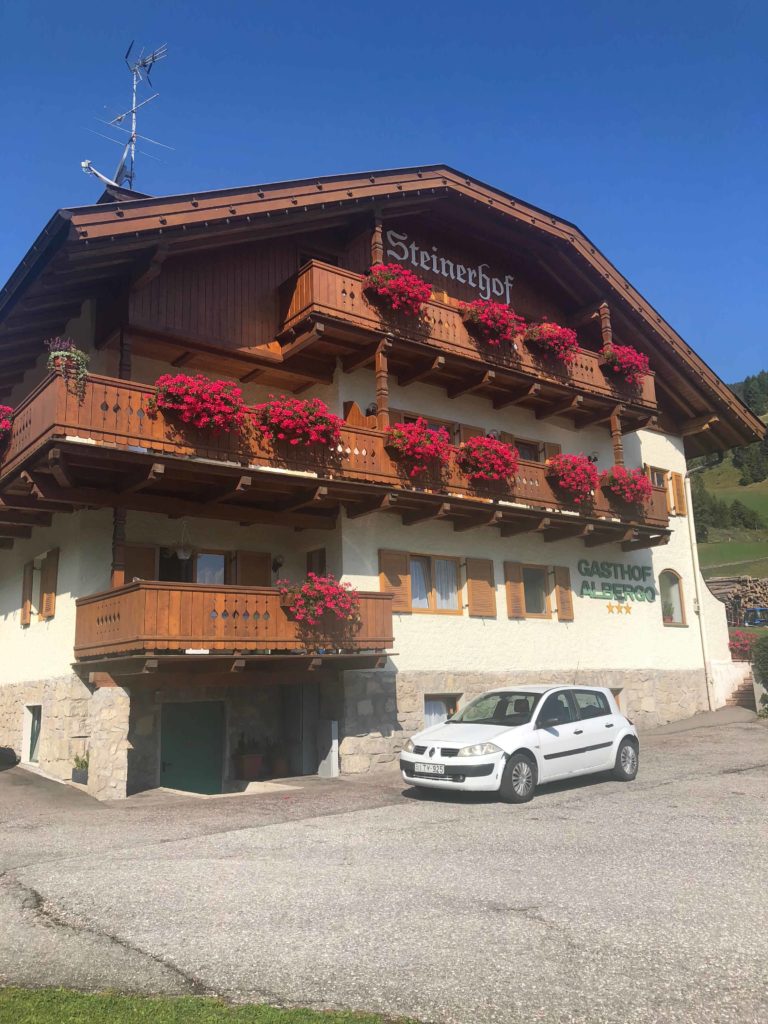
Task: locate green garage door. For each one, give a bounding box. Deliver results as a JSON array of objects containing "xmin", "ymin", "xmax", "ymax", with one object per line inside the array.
[{"xmin": 160, "ymin": 701, "xmax": 225, "ymax": 795}]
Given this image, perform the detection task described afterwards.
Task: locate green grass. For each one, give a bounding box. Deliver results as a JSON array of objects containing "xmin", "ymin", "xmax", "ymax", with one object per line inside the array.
[{"xmin": 0, "ymin": 989, "xmax": 417, "ymax": 1024}]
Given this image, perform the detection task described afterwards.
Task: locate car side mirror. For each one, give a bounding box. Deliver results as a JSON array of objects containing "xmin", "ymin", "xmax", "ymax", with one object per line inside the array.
[{"xmin": 537, "ymin": 716, "xmax": 561, "ymax": 729}]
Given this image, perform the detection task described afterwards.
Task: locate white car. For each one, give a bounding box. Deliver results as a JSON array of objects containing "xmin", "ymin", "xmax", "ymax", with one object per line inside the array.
[{"xmin": 400, "ymin": 685, "xmax": 639, "ymax": 803}]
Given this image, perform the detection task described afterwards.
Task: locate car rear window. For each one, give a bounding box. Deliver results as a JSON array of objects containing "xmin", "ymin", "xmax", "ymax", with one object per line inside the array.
[{"xmin": 573, "ymin": 690, "xmax": 610, "ymax": 719}]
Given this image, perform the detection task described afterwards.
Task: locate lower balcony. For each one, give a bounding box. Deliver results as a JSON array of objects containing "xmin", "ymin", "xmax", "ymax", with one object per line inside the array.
[{"xmin": 74, "ymin": 582, "xmax": 394, "ymax": 674}]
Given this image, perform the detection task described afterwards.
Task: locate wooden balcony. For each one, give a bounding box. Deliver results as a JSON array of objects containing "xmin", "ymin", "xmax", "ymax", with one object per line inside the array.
[
  {"xmin": 0, "ymin": 373, "xmax": 669, "ymax": 548},
  {"xmin": 279, "ymin": 261, "xmax": 658, "ymax": 423},
  {"xmin": 74, "ymin": 582, "xmax": 394, "ymax": 663}
]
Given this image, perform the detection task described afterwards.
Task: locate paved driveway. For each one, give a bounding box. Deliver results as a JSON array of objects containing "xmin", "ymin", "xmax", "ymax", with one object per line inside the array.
[{"xmin": 1, "ymin": 710, "xmax": 767, "ymax": 1024}]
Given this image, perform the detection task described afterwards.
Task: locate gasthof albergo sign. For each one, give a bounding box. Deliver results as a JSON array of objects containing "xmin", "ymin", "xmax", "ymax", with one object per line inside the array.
[{"xmin": 577, "ymin": 559, "xmax": 657, "ymax": 602}]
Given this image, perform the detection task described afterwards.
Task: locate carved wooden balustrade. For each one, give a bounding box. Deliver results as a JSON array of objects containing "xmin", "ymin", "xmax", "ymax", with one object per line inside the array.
[
  {"xmin": 74, "ymin": 582, "xmax": 394, "ymax": 660},
  {"xmin": 280, "ymin": 261, "xmax": 658, "ymax": 410},
  {"xmin": 0, "ymin": 373, "xmax": 669, "ymax": 530}
]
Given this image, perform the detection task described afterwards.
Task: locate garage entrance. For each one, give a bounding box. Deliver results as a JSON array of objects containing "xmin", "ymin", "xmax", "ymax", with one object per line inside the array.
[{"xmin": 160, "ymin": 701, "xmax": 225, "ymax": 794}]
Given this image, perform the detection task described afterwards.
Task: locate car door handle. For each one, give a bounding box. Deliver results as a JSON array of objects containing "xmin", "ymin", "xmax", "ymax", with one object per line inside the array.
[
  {"xmin": 605, "ymin": 723, "xmax": 614, "ymax": 728},
  {"xmin": 574, "ymin": 729, "xmax": 583, "ymax": 735}
]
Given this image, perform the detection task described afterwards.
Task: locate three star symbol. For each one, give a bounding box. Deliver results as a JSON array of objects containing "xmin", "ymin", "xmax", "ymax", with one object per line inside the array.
[{"xmin": 606, "ymin": 603, "xmax": 632, "ymax": 614}]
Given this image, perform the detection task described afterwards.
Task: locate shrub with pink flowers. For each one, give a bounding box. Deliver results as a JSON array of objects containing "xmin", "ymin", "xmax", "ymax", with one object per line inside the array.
[
  {"xmin": 386, "ymin": 418, "xmax": 454, "ymax": 478},
  {"xmin": 151, "ymin": 374, "xmax": 250, "ymax": 434},
  {"xmin": 0, "ymin": 405, "xmax": 12, "ymax": 447},
  {"xmin": 546, "ymin": 452, "xmax": 599, "ymax": 505},
  {"xmin": 461, "ymin": 299, "xmax": 526, "ymax": 347},
  {"xmin": 277, "ymin": 573, "xmax": 362, "ymax": 639},
  {"xmin": 252, "ymin": 395, "xmax": 343, "ymax": 448},
  {"xmin": 602, "ymin": 344, "xmax": 650, "ymax": 388},
  {"xmin": 524, "ymin": 321, "xmax": 579, "ymax": 365},
  {"xmin": 363, "ymin": 263, "xmax": 432, "ymax": 317},
  {"xmin": 601, "ymin": 465, "xmax": 654, "ymax": 505},
  {"xmin": 455, "ymin": 435, "xmax": 519, "ymax": 482},
  {"xmin": 729, "ymin": 630, "xmax": 758, "ymax": 662}
]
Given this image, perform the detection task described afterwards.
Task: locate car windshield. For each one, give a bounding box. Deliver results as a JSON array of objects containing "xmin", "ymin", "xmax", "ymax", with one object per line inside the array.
[{"xmin": 448, "ymin": 692, "xmax": 541, "ymax": 726}]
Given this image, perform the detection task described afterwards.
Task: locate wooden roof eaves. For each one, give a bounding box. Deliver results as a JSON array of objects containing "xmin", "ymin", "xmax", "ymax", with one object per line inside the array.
[{"xmin": 0, "ymin": 210, "xmax": 73, "ymax": 325}]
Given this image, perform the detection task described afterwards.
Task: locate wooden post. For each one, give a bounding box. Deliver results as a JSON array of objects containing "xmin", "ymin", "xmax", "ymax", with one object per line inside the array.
[
  {"xmin": 110, "ymin": 508, "xmax": 127, "ymax": 588},
  {"xmin": 375, "ymin": 337, "xmax": 392, "ymax": 431},
  {"xmin": 371, "ymin": 210, "xmax": 384, "ymax": 266},
  {"xmin": 610, "ymin": 407, "xmax": 624, "ymax": 466},
  {"xmin": 598, "ymin": 302, "xmax": 613, "ymax": 352},
  {"xmin": 118, "ymin": 327, "xmax": 132, "ymax": 380}
]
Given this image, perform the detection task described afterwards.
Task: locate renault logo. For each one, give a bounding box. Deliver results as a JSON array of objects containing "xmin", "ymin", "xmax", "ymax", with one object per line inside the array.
[{"xmin": 428, "ymin": 747, "xmax": 435, "ymax": 758}]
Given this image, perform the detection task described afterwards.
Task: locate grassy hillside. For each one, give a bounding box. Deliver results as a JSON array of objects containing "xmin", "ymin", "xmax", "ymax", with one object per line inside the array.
[{"xmin": 695, "ymin": 412, "xmax": 768, "ymax": 579}]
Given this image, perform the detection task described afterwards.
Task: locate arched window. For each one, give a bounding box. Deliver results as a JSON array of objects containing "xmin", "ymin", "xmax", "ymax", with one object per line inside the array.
[{"xmin": 659, "ymin": 570, "xmax": 685, "ymax": 626}]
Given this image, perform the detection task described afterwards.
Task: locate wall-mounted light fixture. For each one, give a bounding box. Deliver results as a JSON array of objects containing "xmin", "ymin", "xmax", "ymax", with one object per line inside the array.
[
  {"xmin": 176, "ymin": 520, "xmax": 193, "ymax": 561},
  {"xmin": 272, "ymin": 555, "xmax": 285, "ymax": 574},
  {"xmin": 365, "ymin": 403, "xmax": 378, "ymax": 417}
]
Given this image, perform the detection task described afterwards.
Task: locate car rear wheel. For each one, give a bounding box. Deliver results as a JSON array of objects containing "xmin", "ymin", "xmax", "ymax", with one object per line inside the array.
[
  {"xmin": 499, "ymin": 753, "xmax": 537, "ymax": 803},
  {"xmin": 612, "ymin": 738, "xmax": 639, "ymax": 781}
]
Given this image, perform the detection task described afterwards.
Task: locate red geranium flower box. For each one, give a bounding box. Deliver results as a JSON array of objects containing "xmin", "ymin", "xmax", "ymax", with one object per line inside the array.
[
  {"xmin": 151, "ymin": 374, "xmax": 250, "ymax": 434},
  {"xmin": 602, "ymin": 344, "xmax": 651, "ymax": 388},
  {"xmin": 253, "ymin": 395, "xmax": 343, "ymax": 448},
  {"xmin": 546, "ymin": 452, "xmax": 599, "ymax": 505},
  {"xmin": 455, "ymin": 435, "xmax": 519, "ymax": 482},
  {"xmin": 386, "ymin": 418, "xmax": 454, "ymax": 478},
  {"xmin": 461, "ymin": 299, "xmax": 526, "ymax": 347},
  {"xmin": 601, "ymin": 465, "xmax": 653, "ymax": 505},
  {"xmin": 524, "ymin": 321, "xmax": 579, "ymax": 365},
  {"xmin": 363, "ymin": 263, "xmax": 432, "ymax": 317},
  {"xmin": 0, "ymin": 404, "xmax": 12, "ymax": 446},
  {"xmin": 277, "ymin": 573, "xmax": 362, "ymax": 632}
]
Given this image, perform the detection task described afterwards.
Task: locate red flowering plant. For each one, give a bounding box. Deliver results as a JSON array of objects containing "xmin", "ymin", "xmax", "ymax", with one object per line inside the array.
[
  {"xmin": 524, "ymin": 321, "xmax": 579, "ymax": 365},
  {"xmin": 455, "ymin": 435, "xmax": 519, "ymax": 482},
  {"xmin": 151, "ymin": 374, "xmax": 250, "ymax": 434},
  {"xmin": 601, "ymin": 465, "xmax": 654, "ymax": 506},
  {"xmin": 363, "ymin": 263, "xmax": 432, "ymax": 317},
  {"xmin": 0, "ymin": 404, "xmax": 13, "ymax": 447},
  {"xmin": 252, "ymin": 395, "xmax": 343, "ymax": 448},
  {"xmin": 461, "ymin": 299, "xmax": 526, "ymax": 348},
  {"xmin": 546, "ymin": 452, "xmax": 599, "ymax": 506},
  {"xmin": 602, "ymin": 344, "xmax": 650, "ymax": 388},
  {"xmin": 277, "ymin": 573, "xmax": 362, "ymax": 648},
  {"xmin": 728, "ymin": 630, "xmax": 758, "ymax": 663},
  {"xmin": 386, "ymin": 418, "xmax": 454, "ymax": 479}
]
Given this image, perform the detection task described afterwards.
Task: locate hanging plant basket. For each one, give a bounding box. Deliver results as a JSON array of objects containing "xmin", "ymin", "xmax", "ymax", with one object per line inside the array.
[
  {"xmin": 524, "ymin": 321, "xmax": 579, "ymax": 365},
  {"xmin": 277, "ymin": 573, "xmax": 363, "ymax": 649},
  {"xmin": 363, "ymin": 263, "xmax": 432, "ymax": 317},
  {"xmin": 601, "ymin": 344, "xmax": 651, "ymax": 389},
  {"xmin": 150, "ymin": 374, "xmax": 250, "ymax": 434},
  {"xmin": 385, "ymin": 418, "xmax": 454, "ymax": 479},
  {"xmin": 253, "ymin": 395, "xmax": 343, "ymax": 449},
  {"xmin": 0, "ymin": 405, "xmax": 12, "ymax": 448},
  {"xmin": 45, "ymin": 337, "xmax": 90, "ymax": 401},
  {"xmin": 601, "ymin": 465, "xmax": 653, "ymax": 506},
  {"xmin": 455, "ymin": 435, "xmax": 519, "ymax": 482},
  {"xmin": 546, "ymin": 452, "xmax": 599, "ymax": 506},
  {"xmin": 461, "ymin": 299, "xmax": 525, "ymax": 348}
]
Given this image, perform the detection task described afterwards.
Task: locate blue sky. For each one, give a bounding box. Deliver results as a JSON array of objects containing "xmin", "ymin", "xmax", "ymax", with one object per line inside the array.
[{"xmin": 0, "ymin": 0, "xmax": 765, "ymax": 381}]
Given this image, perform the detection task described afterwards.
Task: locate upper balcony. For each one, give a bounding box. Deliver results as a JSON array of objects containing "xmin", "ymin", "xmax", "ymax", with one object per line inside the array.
[
  {"xmin": 74, "ymin": 582, "xmax": 394, "ymax": 673},
  {"xmin": 277, "ymin": 262, "xmax": 658, "ymax": 427},
  {"xmin": 0, "ymin": 372, "xmax": 669, "ymax": 550}
]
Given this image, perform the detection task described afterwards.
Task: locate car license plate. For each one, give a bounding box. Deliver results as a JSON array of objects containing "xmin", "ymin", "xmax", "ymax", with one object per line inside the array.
[{"xmin": 415, "ymin": 763, "xmax": 445, "ymax": 775}]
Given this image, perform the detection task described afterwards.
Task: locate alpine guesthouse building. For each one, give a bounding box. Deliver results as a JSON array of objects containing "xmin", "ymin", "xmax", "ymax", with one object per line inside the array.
[{"xmin": 0, "ymin": 167, "xmax": 760, "ymax": 798}]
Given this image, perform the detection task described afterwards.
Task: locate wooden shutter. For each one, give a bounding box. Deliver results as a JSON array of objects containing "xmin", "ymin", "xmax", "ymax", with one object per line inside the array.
[
  {"xmin": 664, "ymin": 471, "xmax": 673, "ymax": 514},
  {"xmin": 670, "ymin": 472, "xmax": 687, "ymax": 516},
  {"xmin": 554, "ymin": 566, "xmax": 575, "ymax": 622},
  {"xmin": 306, "ymin": 548, "xmax": 327, "ymax": 576},
  {"xmin": 466, "ymin": 558, "xmax": 497, "ymax": 617},
  {"xmin": 504, "ymin": 561, "xmax": 525, "ymax": 619},
  {"xmin": 543, "ymin": 442, "xmax": 562, "ymax": 461},
  {"xmin": 38, "ymin": 548, "xmax": 59, "ymax": 621},
  {"xmin": 237, "ymin": 551, "xmax": 272, "ymax": 586},
  {"xmin": 500, "ymin": 431, "xmax": 516, "ymax": 446},
  {"xmin": 20, "ymin": 561, "xmax": 34, "ymax": 627},
  {"xmin": 379, "ymin": 549, "xmax": 411, "ymax": 612},
  {"xmin": 459, "ymin": 424, "xmax": 485, "ymax": 443},
  {"xmin": 124, "ymin": 545, "xmax": 157, "ymax": 582}
]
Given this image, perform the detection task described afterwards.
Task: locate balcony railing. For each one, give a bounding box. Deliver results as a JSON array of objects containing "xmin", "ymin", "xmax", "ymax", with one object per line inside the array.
[
  {"xmin": 280, "ymin": 261, "xmax": 657, "ymax": 410},
  {"xmin": 74, "ymin": 582, "xmax": 394, "ymax": 660},
  {"xmin": 0, "ymin": 373, "xmax": 669, "ymax": 531}
]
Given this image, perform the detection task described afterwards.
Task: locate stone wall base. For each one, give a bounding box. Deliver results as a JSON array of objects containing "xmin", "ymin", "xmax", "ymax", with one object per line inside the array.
[
  {"xmin": 0, "ymin": 675, "xmax": 91, "ymax": 781},
  {"xmin": 338, "ymin": 667, "xmax": 710, "ymax": 774}
]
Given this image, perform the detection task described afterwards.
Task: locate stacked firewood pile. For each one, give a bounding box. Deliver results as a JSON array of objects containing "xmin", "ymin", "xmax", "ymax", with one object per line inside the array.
[{"xmin": 707, "ymin": 575, "xmax": 768, "ymax": 624}]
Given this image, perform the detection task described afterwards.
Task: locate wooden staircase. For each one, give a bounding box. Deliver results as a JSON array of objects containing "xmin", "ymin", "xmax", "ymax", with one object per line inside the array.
[{"xmin": 726, "ymin": 678, "xmax": 757, "ymax": 711}]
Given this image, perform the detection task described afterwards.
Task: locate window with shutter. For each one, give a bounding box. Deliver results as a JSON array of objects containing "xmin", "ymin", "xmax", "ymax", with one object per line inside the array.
[
  {"xmin": 236, "ymin": 551, "xmax": 272, "ymax": 587},
  {"xmin": 554, "ymin": 566, "xmax": 575, "ymax": 622},
  {"xmin": 543, "ymin": 442, "xmax": 562, "ymax": 461},
  {"xmin": 466, "ymin": 558, "xmax": 497, "ymax": 617},
  {"xmin": 20, "ymin": 561, "xmax": 34, "ymax": 627},
  {"xmin": 504, "ymin": 561, "xmax": 525, "ymax": 619},
  {"xmin": 38, "ymin": 548, "xmax": 59, "ymax": 621},
  {"xmin": 378, "ymin": 550, "xmax": 411, "ymax": 612},
  {"xmin": 306, "ymin": 548, "xmax": 327, "ymax": 576},
  {"xmin": 670, "ymin": 472, "xmax": 687, "ymax": 516},
  {"xmin": 124, "ymin": 545, "xmax": 157, "ymax": 583},
  {"xmin": 459, "ymin": 424, "xmax": 485, "ymax": 443}
]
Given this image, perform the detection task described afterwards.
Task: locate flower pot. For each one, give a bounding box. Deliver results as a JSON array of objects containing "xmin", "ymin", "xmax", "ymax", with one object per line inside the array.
[
  {"xmin": 234, "ymin": 753, "xmax": 265, "ymax": 780},
  {"xmin": 72, "ymin": 767, "xmax": 88, "ymax": 785}
]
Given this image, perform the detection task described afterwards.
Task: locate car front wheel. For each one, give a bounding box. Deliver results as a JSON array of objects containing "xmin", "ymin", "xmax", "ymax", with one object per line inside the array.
[
  {"xmin": 612, "ymin": 738, "xmax": 639, "ymax": 781},
  {"xmin": 499, "ymin": 753, "xmax": 537, "ymax": 803}
]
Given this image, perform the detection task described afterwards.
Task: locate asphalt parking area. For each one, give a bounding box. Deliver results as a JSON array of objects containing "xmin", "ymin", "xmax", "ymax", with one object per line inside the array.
[{"xmin": 1, "ymin": 710, "xmax": 767, "ymax": 1024}]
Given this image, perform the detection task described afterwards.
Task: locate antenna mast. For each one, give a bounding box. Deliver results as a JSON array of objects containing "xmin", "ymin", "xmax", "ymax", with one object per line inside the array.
[{"xmin": 81, "ymin": 42, "xmax": 168, "ymax": 191}]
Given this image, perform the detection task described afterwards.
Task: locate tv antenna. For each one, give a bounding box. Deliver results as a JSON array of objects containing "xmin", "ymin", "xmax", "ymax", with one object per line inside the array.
[{"xmin": 81, "ymin": 42, "xmax": 169, "ymax": 191}]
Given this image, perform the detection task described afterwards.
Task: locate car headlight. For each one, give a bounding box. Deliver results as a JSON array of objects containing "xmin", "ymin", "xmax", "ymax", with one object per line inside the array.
[
  {"xmin": 457, "ymin": 742, "xmax": 502, "ymax": 758},
  {"xmin": 402, "ymin": 738, "xmax": 416, "ymax": 753}
]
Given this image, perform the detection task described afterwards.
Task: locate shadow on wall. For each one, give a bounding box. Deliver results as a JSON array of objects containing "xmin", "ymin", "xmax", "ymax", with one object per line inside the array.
[{"xmin": 0, "ymin": 746, "xmax": 20, "ymax": 769}]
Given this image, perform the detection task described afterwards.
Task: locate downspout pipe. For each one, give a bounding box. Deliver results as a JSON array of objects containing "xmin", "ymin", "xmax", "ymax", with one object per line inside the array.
[{"xmin": 685, "ymin": 471, "xmax": 714, "ymax": 711}]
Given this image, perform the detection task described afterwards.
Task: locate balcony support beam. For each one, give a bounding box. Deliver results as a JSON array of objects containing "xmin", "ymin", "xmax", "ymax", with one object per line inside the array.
[
  {"xmin": 584, "ymin": 526, "xmax": 636, "ymax": 548},
  {"xmin": 579, "ymin": 403, "xmax": 622, "ymax": 429},
  {"xmin": 401, "ymin": 502, "xmax": 452, "ymax": 527},
  {"xmin": 610, "ymin": 408, "xmax": 624, "ymax": 466},
  {"xmin": 544, "ymin": 523, "xmax": 595, "ymax": 543},
  {"xmin": 277, "ymin": 485, "xmax": 329, "ymax": 513},
  {"xmin": 621, "ymin": 532, "xmax": 671, "ymax": 553},
  {"xmin": 499, "ymin": 515, "xmax": 551, "ymax": 539},
  {"xmin": 344, "ymin": 492, "xmax": 398, "ymax": 520},
  {"xmin": 493, "ymin": 382, "xmax": 541, "ymax": 410},
  {"xmin": 536, "ymin": 395, "xmax": 584, "ymax": 421},
  {"xmin": 453, "ymin": 510, "xmax": 503, "ymax": 532},
  {"xmin": 342, "ymin": 341, "xmax": 379, "ymax": 374},
  {"xmin": 48, "ymin": 448, "xmax": 74, "ymax": 489},
  {"xmin": 681, "ymin": 414, "xmax": 719, "ymax": 437},
  {"xmin": 110, "ymin": 508, "xmax": 127, "ymax": 589},
  {"xmin": 120, "ymin": 463, "xmax": 166, "ymax": 495},
  {"xmin": 375, "ymin": 338, "xmax": 393, "ymax": 430},
  {"xmin": 447, "ymin": 370, "xmax": 496, "ymax": 400},
  {"xmin": 397, "ymin": 354, "xmax": 445, "ymax": 389}
]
